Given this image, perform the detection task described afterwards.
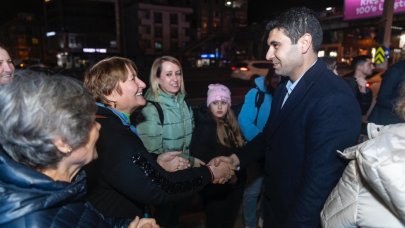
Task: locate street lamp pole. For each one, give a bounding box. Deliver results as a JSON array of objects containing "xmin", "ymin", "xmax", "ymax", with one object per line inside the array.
[{"xmin": 379, "ymin": 0, "xmax": 394, "ymax": 69}]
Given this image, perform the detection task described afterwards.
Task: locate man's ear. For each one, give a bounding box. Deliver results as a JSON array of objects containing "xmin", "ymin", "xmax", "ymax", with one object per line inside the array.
[
  {"xmin": 53, "ymin": 137, "xmax": 72, "ymax": 154},
  {"xmin": 299, "ymin": 33, "xmax": 312, "ymax": 54}
]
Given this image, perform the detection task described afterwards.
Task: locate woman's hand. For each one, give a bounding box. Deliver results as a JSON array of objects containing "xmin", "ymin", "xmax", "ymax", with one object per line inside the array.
[
  {"xmin": 157, "ymin": 151, "xmax": 190, "ymax": 172},
  {"xmin": 128, "ymin": 216, "xmax": 159, "ymax": 228},
  {"xmin": 193, "ymin": 157, "xmax": 206, "ymax": 167}
]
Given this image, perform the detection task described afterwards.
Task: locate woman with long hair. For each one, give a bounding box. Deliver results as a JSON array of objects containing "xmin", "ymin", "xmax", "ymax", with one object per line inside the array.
[{"xmin": 190, "ymin": 83, "xmax": 245, "ymax": 228}]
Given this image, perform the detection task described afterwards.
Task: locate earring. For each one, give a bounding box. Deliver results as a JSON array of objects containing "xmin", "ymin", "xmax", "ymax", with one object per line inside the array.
[{"xmin": 66, "ymin": 146, "xmax": 72, "ymax": 153}]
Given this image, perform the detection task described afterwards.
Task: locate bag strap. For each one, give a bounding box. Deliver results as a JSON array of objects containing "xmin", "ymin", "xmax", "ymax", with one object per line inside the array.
[
  {"xmin": 148, "ymin": 100, "xmax": 164, "ymax": 125},
  {"xmin": 147, "ymin": 99, "xmax": 191, "ymax": 125},
  {"xmin": 254, "ymin": 88, "xmax": 265, "ymax": 126}
]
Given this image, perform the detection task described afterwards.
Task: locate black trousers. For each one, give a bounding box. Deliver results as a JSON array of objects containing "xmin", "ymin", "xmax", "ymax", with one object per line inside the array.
[{"xmin": 203, "ymin": 187, "xmax": 244, "ymax": 228}]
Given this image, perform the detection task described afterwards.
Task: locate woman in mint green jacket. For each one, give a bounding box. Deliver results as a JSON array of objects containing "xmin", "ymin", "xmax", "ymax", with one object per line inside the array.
[{"xmin": 136, "ymin": 56, "xmax": 201, "ymax": 227}]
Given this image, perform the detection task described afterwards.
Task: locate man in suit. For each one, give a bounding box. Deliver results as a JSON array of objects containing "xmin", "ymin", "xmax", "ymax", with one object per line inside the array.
[{"xmin": 212, "ymin": 7, "xmax": 362, "ymax": 228}]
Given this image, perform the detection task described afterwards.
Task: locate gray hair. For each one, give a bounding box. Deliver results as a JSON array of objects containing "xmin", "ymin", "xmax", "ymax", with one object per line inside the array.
[{"xmin": 0, "ymin": 74, "xmax": 96, "ymax": 169}]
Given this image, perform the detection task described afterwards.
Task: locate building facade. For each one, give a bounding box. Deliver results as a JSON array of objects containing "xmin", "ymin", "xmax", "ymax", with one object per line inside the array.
[
  {"xmin": 319, "ymin": 6, "xmax": 405, "ymax": 66},
  {"xmin": 43, "ymin": 0, "xmax": 120, "ymax": 68},
  {"xmin": 0, "ymin": 13, "xmax": 42, "ymax": 66}
]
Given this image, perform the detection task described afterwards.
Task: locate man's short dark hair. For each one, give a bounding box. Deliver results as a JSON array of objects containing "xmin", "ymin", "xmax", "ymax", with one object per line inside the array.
[
  {"xmin": 351, "ymin": 55, "xmax": 371, "ymax": 69},
  {"xmin": 266, "ymin": 7, "xmax": 323, "ymax": 52}
]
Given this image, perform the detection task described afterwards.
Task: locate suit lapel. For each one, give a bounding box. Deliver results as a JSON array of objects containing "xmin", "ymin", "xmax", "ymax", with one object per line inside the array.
[
  {"xmin": 271, "ymin": 84, "xmax": 288, "ymax": 119},
  {"xmin": 266, "ymin": 60, "xmax": 322, "ymax": 138}
]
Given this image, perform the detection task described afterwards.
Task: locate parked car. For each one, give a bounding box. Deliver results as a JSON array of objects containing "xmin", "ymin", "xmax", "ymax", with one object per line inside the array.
[{"xmin": 231, "ymin": 60, "xmax": 272, "ymax": 80}]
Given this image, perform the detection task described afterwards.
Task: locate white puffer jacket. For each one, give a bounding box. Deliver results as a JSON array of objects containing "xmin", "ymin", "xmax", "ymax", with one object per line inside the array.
[{"xmin": 321, "ymin": 123, "xmax": 405, "ymax": 228}]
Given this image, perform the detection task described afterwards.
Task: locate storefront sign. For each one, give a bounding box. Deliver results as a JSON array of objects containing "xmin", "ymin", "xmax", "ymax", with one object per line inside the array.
[{"xmin": 344, "ymin": 0, "xmax": 405, "ymax": 20}]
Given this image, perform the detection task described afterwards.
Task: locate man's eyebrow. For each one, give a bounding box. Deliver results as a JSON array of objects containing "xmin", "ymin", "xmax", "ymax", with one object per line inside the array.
[{"xmin": 269, "ymin": 41, "xmax": 280, "ymax": 46}]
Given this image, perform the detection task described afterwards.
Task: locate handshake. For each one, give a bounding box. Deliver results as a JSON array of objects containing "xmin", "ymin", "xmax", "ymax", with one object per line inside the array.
[
  {"xmin": 157, "ymin": 151, "xmax": 240, "ymax": 184},
  {"xmin": 206, "ymin": 154, "xmax": 240, "ymax": 184}
]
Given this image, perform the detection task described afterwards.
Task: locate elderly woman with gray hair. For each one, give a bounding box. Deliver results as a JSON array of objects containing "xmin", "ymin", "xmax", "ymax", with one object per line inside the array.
[{"xmin": 0, "ymin": 74, "xmax": 158, "ymax": 228}]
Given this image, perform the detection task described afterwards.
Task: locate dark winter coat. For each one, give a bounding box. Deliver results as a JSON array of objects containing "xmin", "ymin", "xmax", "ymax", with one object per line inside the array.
[
  {"xmin": 85, "ymin": 105, "xmax": 212, "ymax": 219},
  {"xmin": 190, "ymin": 106, "xmax": 245, "ymax": 198},
  {"xmin": 237, "ymin": 60, "xmax": 361, "ymax": 228},
  {"xmin": 344, "ymin": 76, "xmax": 373, "ymax": 115},
  {"xmin": 369, "ymin": 60, "xmax": 405, "ymax": 125},
  {"xmin": 0, "ymin": 148, "xmax": 128, "ymax": 228}
]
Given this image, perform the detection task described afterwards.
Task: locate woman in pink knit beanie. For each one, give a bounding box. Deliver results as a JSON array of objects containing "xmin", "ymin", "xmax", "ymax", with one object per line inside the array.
[
  {"xmin": 190, "ymin": 83, "xmax": 246, "ymax": 228},
  {"xmin": 206, "ymin": 83, "xmax": 232, "ymax": 107}
]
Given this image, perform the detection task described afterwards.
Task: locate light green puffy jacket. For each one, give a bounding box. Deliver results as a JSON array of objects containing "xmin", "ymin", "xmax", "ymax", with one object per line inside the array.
[{"xmin": 136, "ymin": 89, "xmax": 195, "ymax": 164}]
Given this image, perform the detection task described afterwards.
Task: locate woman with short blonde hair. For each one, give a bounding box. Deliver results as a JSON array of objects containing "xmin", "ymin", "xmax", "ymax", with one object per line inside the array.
[{"xmin": 84, "ymin": 56, "xmax": 233, "ymax": 223}]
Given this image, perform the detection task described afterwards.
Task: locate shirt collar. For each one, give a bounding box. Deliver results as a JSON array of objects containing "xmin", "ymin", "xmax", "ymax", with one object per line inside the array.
[{"xmin": 285, "ymin": 59, "xmax": 318, "ymax": 94}]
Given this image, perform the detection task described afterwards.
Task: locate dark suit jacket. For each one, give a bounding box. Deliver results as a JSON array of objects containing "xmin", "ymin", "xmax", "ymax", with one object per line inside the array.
[
  {"xmin": 369, "ymin": 60, "xmax": 405, "ymax": 125},
  {"xmin": 238, "ymin": 60, "xmax": 362, "ymax": 228}
]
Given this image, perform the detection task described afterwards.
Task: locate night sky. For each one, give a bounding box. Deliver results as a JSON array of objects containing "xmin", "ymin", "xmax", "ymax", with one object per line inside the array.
[
  {"xmin": 1, "ymin": 0, "xmax": 344, "ymax": 26},
  {"xmin": 1, "ymin": 0, "xmax": 41, "ymax": 25},
  {"xmin": 248, "ymin": 0, "xmax": 344, "ymax": 23}
]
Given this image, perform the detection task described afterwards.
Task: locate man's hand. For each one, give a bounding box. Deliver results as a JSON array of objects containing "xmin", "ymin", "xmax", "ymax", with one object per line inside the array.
[
  {"xmin": 157, "ymin": 151, "xmax": 190, "ymax": 172},
  {"xmin": 207, "ymin": 161, "xmax": 235, "ymax": 184},
  {"xmin": 208, "ymin": 154, "xmax": 240, "ymax": 169},
  {"xmin": 128, "ymin": 216, "xmax": 159, "ymax": 228}
]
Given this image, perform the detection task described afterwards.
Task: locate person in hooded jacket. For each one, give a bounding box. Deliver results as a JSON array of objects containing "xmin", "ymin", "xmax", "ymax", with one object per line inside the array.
[
  {"xmin": 238, "ymin": 65, "xmax": 279, "ymax": 228},
  {"xmin": 321, "ymin": 84, "xmax": 405, "ymax": 228},
  {"xmin": 0, "ymin": 74, "xmax": 158, "ymax": 228},
  {"xmin": 135, "ymin": 56, "xmax": 205, "ymax": 227},
  {"xmin": 190, "ymin": 84, "xmax": 246, "ymax": 228}
]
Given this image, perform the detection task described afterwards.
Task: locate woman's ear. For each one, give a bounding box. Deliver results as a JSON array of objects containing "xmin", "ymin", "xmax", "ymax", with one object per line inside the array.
[
  {"xmin": 104, "ymin": 89, "xmax": 120, "ymax": 108},
  {"xmin": 105, "ymin": 89, "xmax": 118, "ymax": 102},
  {"xmin": 53, "ymin": 137, "xmax": 72, "ymax": 154}
]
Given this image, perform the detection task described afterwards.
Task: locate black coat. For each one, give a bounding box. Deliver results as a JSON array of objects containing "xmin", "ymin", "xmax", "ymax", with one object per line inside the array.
[
  {"xmin": 344, "ymin": 76, "xmax": 373, "ymax": 115},
  {"xmin": 237, "ymin": 60, "xmax": 362, "ymax": 228},
  {"xmin": 0, "ymin": 149, "xmax": 127, "ymax": 228},
  {"xmin": 85, "ymin": 106, "xmax": 212, "ymax": 219},
  {"xmin": 369, "ymin": 60, "xmax": 405, "ymax": 125},
  {"xmin": 190, "ymin": 106, "xmax": 246, "ymax": 198}
]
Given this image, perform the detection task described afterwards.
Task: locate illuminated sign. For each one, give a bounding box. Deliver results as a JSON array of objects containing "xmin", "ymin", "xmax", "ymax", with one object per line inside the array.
[
  {"xmin": 46, "ymin": 31, "xmax": 56, "ymax": 37},
  {"xmin": 344, "ymin": 0, "xmax": 405, "ymax": 20},
  {"xmin": 83, "ymin": 48, "xmax": 107, "ymax": 53},
  {"xmin": 200, "ymin": 53, "xmax": 215, "ymax": 59}
]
